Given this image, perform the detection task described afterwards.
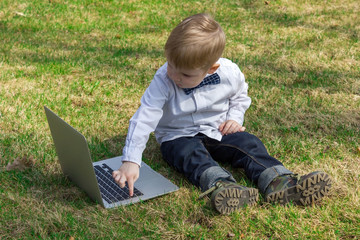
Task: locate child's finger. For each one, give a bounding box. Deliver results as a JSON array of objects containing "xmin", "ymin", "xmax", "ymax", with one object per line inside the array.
[
  {"xmin": 112, "ymin": 170, "xmax": 121, "ymax": 183},
  {"xmin": 225, "ymin": 121, "xmax": 239, "ymax": 135},
  {"xmin": 221, "ymin": 121, "xmax": 232, "ymax": 135},
  {"xmin": 127, "ymin": 178, "xmax": 135, "ymax": 197},
  {"xmin": 219, "ymin": 122, "xmax": 225, "ymax": 132},
  {"xmin": 118, "ymin": 175, "xmax": 127, "ymax": 188}
]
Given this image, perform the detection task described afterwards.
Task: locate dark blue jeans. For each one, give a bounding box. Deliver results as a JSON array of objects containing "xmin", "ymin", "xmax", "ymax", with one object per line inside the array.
[{"xmin": 160, "ymin": 132, "xmax": 292, "ymax": 193}]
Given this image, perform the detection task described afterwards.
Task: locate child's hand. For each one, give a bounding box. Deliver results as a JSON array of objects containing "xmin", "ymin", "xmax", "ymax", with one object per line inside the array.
[
  {"xmin": 112, "ymin": 161, "xmax": 140, "ymax": 196},
  {"xmin": 219, "ymin": 120, "xmax": 246, "ymax": 135}
]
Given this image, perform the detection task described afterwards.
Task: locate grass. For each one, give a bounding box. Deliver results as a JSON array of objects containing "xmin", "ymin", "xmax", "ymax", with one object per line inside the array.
[{"xmin": 1, "ymin": 0, "xmax": 359, "ymax": 239}]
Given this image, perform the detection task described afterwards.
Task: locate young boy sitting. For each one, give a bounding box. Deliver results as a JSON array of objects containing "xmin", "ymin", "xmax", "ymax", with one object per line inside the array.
[{"xmin": 112, "ymin": 13, "xmax": 332, "ymax": 214}]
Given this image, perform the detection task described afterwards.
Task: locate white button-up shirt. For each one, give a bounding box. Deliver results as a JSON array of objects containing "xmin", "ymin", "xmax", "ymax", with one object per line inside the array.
[{"xmin": 121, "ymin": 58, "xmax": 251, "ymax": 166}]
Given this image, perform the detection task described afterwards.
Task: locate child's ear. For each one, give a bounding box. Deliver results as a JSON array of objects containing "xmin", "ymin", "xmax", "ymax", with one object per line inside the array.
[{"xmin": 207, "ymin": 63, "xmax": 220, "ymax": 74}]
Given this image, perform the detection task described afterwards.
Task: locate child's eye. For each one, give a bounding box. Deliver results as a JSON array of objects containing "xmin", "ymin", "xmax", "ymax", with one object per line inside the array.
[{"xmin": 182, "ymin": 73, "xmax": 191, "ymax": 77}]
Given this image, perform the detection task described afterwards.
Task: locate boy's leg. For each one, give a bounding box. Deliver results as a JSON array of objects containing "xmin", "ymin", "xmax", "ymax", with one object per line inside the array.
[
  {"xmin": 205, "ymin": 132, "xmax": 331, "ymax": 205},
  {"xmin": 160, "ymin": 134, "xmax": 235, "ymax": 190},
  {"xmin": 160, "ymin": 134, "xmax": 258, "ymax": 214},
  {"xmin": 205, "ymin": 131, "xmax": 292, "ymax": 193}
]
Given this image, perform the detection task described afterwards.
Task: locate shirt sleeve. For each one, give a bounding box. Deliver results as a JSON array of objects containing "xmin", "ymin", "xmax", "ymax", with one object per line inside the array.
[
  {"xmin": 120, "ymin": 68, "xmax": 169, "ymax": 166},
  {"xmin": 226, "ymin": 64, "xmax": 251, "ymax": 125}
]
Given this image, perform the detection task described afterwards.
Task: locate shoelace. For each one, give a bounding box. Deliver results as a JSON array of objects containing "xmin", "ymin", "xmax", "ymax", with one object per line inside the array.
[
  {"xmin": 198, "ymin": 181, "xmax": 223, "ymax": 200},
  {"xmin": 291, "ymin": 174, "xmax": 301, "ymax": 182}
]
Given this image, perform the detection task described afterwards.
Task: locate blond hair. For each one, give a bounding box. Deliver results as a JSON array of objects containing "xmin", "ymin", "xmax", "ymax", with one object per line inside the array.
[{"xmin": 165, "ymin": 13, "xmax": 225, "ymax": 71}]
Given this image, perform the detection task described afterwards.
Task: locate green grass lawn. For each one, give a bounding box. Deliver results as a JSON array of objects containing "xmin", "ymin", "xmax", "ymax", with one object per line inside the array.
[{"xmin": 1, "ymin": 0, "xmax": 359, "ymax": 239}]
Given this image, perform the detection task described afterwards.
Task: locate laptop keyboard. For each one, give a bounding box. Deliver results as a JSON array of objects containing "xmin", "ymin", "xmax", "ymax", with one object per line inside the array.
[{"xmin": 94, "ymin": 163, "xmax": 143, "ymax": 204}]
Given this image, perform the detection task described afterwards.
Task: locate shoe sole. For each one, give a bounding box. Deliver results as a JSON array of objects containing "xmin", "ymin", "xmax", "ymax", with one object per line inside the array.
[
  {"xmin": 211, "ymin": 186, "xmax": 259, "ymax": 215},
  {"xmin": 265, "ymin": 172, "xmax": 332, "ymax": 206}
]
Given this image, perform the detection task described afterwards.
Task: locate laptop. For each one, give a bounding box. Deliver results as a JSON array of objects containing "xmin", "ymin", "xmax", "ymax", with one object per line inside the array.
[{"xmin": 44, "ymin": 106, "xmax": 179, "ymax": 209}]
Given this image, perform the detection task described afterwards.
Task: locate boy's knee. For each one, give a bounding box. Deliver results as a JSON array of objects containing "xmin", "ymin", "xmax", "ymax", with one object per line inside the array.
[{"xmin": 235, "ymin": 131, "xmax": 258, "ymax": 141}]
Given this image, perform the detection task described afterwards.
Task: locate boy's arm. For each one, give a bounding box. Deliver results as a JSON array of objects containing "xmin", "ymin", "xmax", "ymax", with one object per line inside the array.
[
  {"xmin": 221, "ymin": 64, "xmax": 251, "ymax": 134},
  {"xmin": 121, "ymin": 75, "xmax": 168, "ymax": 166},
  {"xmin": 112, "ymin": 66, "xmax": 169, "ymax": 195}
]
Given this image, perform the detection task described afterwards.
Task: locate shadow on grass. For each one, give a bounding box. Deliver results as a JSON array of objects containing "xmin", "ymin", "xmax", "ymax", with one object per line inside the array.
[
  {"xmin": 0, "ymin": 20, "xmax": 164, "ymax": 77},
  {"xmin": 235, "ymin": 54, "xmax": 359, "ymax": 94},
  {"xmin": 258, "ymin": 8, "xmax": 359, "ymax": 43},
  {"xmin": 2, "ymin": 167, "xmax": 95, "ymax": 209},
  {"xmin": 230, "ymin": 1, "xmax": 359, "ymax": 42}
]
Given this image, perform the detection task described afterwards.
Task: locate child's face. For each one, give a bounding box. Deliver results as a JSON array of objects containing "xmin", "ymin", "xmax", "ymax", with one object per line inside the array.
[{"xmin": 167, "ymin": 62, "xmax": 208, "ymax": 89}]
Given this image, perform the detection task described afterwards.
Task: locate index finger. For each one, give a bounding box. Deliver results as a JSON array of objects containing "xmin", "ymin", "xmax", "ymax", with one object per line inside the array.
[{"xmin": 127, "ymin": 177, "xmax": 134, "ymax": 197}]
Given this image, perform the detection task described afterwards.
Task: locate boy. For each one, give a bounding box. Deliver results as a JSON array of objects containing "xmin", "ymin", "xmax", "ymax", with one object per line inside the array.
[{"xmin": 112, "ymin": 13, "xmax": 332, "ymax": 214}]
